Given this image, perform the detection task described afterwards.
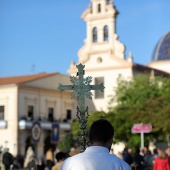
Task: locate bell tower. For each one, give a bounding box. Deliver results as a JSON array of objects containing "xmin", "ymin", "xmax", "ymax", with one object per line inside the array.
[
  {"xmin": 68, "ymin": 0, "xmax": 126, "ymax": 73},
  {"xmin": 68, "ymin": 0, "xmax": 132, "ymax": 112}
]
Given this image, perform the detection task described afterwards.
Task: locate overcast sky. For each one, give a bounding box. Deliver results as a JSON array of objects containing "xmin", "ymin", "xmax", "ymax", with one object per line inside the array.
[{"xmin": 0, "ymin": 0, "xmax": 170, "ymax": 77}]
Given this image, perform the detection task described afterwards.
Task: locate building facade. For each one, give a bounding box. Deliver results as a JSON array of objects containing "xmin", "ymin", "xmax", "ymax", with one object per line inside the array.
[{"xmin": 0, "ymin": 73, "xmax": 77, "ymax": 157}]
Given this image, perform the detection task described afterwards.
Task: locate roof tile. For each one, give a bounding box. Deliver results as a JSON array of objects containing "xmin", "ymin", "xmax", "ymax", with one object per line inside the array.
[{"xmin": 0, "ymin": 72, "xmax": 58, "ymax": 85}]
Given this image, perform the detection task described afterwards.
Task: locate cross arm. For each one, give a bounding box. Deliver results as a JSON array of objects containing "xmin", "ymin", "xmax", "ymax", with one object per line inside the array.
[
  {"xmin": 57, "ymin": 83, "xmax": 74, "ymax": 92},
  {"xmin": 89, "ymin": 83, "xmax": 105, "ymax": 92}
]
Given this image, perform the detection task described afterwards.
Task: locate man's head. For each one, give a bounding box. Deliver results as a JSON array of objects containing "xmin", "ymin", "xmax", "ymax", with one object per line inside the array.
[
  {"xmin": 56, "ymin": 152, "xmax": 67, "ymax": 162},
  {"xmin": 88, "ymin": 119, "xmax": 114, "ymax": 149}
]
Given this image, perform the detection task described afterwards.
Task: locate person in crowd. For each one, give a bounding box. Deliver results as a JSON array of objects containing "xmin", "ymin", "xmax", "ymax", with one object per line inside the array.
[
  {"xmin": 133, "ymin": 147, "xmax": 145, "ymax": 170},
  {"xmin": 151, "ymin": 148, "xmax": 158, "ymax": 166},
  {"xmin": 69, "ymin": 140, "xmax": 80, "ymax": 157},
  {"xmin": 144, "ymin": 146, "xmax": 152, "ymax": 155},
  {"xmin": 122, "ymin": 147, "xmax": 133, "ymax": 166},
  {"xmin": 24, "ymin": 146, "xmax": 36, "ymax": 170},
  {"xmin": 153, "ymin": 148, "xmax": 170, "ymax": 170},
  {"xmin": 152, "ymin": 148, "xmax": 158, "ymax": 160},
  {"xmin": 52, "ymin": 152, "xmax": 67, "ymax": 170},
  {"xmin": 70, "ymin": 140, "xmax": 79, "ymax": 152},
  {"xmin": 37, "ymin": 158, "xmax": 46, "ymax": 170},
  {"xmin": 166, "ymin": 146, "xmax": 170, "ymax": 166},
  {"xmin": 143, "ymin": 146, "xmax": 152, "ymax": 170},
  {"xmin": 140, "ymin": 148, "xmax": 145, "ymax": 156},
  {"xmin": 2, "ymin": 148, "xmax": 13, "ymax": 170},
  {"xmin": 12, "ymin": 155, "xmax": 22, "ymax": 169},
  {"xmin": 45, "ymin": 147, "xmax": 54, "ymax": 170},
  {"xmin": 69, "ymin": 148, "xmax": 80, "ymax": 157},
  {"xmin": 60, "ymin": 119, "xmax": 131, "ymax": 170}
]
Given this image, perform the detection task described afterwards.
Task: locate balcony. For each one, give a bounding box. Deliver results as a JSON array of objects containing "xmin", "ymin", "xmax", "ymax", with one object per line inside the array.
[
  {"xmin": 19, "ymin": 119, "xmax": 71, "ymax": 130},
  {"xmin": 19, "ymin": 120, "xmax": 32, "ymax": 129},
  {"xmin": 0, "ymin": 120, "xmax": 7, "ymax": 128}
]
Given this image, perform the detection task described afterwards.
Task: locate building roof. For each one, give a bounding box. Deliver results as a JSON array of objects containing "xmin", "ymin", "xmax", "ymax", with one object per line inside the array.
[
  {"xmin": 151, "ymin": 31, "xmax": 170, "ymax": 61},
  {"xmin": 133, "ymin": 63, "xmax": 170, "ymax": 77},
  {"xmin": 0, "ymin": 72, "xmax": 59, "ymax": 86}
]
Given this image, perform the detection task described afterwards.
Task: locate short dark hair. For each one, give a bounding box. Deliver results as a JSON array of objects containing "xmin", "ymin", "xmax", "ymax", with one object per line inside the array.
[
  {"xmin": 55, "ymin": 152, "xmax": 67, "ymax": 162},
  {"xmin": 88, "ymin": 119, "xmax": 114, "ymax": 144}
]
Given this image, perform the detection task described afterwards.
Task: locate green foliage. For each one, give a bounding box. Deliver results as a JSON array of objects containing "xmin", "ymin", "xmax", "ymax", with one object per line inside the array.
[
  {"xmin": 58, "ymin": 133, "xmax": 73, "ymax": 153},
  {"xmin": 109, "ymin": 74, "xmax": 165, "ymax": 109},
  {"xmin": 71, "ymin": 120, "xmax": 79, "ymax": 139},
  {"xmin": 108, "ymin": 74, "xmax": 170, "ymax": 146},
  {"xmin": 136, "ymin": 94, "xmax": 170, "ymax": 141}
]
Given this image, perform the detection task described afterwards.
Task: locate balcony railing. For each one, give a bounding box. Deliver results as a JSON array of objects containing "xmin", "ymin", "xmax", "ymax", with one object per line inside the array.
[
  {"xmin": 19, "ymin": 119, "xmax": 70, "ymax": 130},
  {"xmin": 0, "ymin": 120, "xmax": 7, "ymax": 128}
]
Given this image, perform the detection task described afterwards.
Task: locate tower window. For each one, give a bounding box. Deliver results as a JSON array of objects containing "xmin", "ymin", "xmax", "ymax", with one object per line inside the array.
[
  {"xmin": 106, "ymin": 0, "xmax": 110, "ymax": 5},
  {"xmin": 93, "ymin": 27, "xmax": 98, "ymax": 42},
  {"xmin": 0, "ymin": 106, "xmax": 4, "ymax": 120},
  {"xmin": 66, "ymin": 110, "xmax": 72, "ymax": 120},
  {"xmin": 103, "ymin": 25, "xmax": 109, "ymax": 41},
  {"xmin": 27, "ymin": 105, "xmax": 34, "ymax": 120},
  {"xmin": 95, "ymin": 77, "xmax": 104, "ymax": 99},
  {"xmin": 97, "ymin": 57, "xmax": 103, "ymax": 63},
  {"xmin": 98, "ymin": 4, "xmax": 101, "ymax": 13}
]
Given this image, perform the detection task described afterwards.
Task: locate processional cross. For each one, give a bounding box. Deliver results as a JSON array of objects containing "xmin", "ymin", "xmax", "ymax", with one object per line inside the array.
[{"xmin": 57, "ymin": 63, "xmax": 105, "ymax": 152}]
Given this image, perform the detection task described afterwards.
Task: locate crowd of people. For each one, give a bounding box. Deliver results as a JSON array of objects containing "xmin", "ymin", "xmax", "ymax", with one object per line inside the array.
[
  {"xmin": 0, "ymin": 119, "xmax": 170, "ymax": 170},
  {"xmin": 120, "ymin": 146, "xmax": 170, "ymax": 170},
  {"xmin": 0, "ymin": 146, "xmax": 67, "ymax": 170}
]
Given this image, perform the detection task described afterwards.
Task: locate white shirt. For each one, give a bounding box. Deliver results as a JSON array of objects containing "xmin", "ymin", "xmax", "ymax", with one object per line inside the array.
[{"xmin": 60, "ymin": 146, "xmax": 131, "ymax": 170}]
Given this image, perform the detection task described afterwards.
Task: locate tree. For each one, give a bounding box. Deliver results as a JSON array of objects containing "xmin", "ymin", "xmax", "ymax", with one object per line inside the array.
[
  {"xmin": 58, "ymin": 133, "xmax": 73, "ymax": 153},
  {"xmin": 108, "ymin": 74, "xmax": 170, "ymax": 146}
]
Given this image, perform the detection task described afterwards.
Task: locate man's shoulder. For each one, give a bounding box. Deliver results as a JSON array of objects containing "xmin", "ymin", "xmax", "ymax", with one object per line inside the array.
[
  {"xmin": 60, "ymin": 154, "xmax": 85, "ymax": 170},
  {"xmin": 111, "ymin": 155, "xmax": 131, "ymax": 169}
]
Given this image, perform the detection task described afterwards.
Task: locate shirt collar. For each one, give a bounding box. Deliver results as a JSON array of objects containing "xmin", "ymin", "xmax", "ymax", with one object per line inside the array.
[{"xmin": 85, "ymin": 146, "xmax": 109, "ymax": 153}]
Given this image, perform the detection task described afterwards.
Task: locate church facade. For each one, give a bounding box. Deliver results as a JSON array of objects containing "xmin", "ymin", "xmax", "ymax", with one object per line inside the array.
[{"xmin": 68, "ymin": 0, "xmax": 170, "ymax": 113}]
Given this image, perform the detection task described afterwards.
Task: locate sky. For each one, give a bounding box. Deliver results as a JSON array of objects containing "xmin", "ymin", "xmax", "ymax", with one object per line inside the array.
[{"xmin": 0, "ymin": 0, "xmax": 170, "ymax": 77}]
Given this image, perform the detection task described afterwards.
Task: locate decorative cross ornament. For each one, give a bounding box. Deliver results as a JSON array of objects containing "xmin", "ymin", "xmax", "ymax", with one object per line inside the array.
[{"xmin": 57, "ymin": 63, "xmax": 105, "ymax": 152}]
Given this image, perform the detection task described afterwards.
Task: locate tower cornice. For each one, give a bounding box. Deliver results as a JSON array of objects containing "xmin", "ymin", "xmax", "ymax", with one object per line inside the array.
[{"xmin": 82, "ymin": 13, "xmax": 115, "ymax": 22}]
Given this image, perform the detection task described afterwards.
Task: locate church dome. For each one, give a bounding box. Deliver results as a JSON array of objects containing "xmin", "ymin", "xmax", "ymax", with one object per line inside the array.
[{"xmin": 151, "ymin": 31, "xmax": 170, "ymax": 61}]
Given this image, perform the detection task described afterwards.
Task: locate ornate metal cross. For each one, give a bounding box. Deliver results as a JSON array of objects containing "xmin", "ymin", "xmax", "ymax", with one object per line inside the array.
[{"xmin": 57, "ymin": 63, "xmax": 104, "ymax": 152}]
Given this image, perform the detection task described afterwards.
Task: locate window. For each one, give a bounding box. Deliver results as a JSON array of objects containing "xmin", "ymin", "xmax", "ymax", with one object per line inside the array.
[
  {"xmin": 27, "ymin": 106, "xmax": 34, "ymax": 120},
  {"xmin": 0, "ymin": 106, "xmax": 4, "ymax": 120},
  {"xmin": 106, "ymin": 0, "xmax": 110, "ymax": 5},
  {"xmin": 97, "ymin": 57, "xmax": 103, "ymax": 63},
  {"xmin": 48, "ymin": 107, "xmax": 54, "ymax": 122},
  {"xmin": 98, "ymin": 4, "xmax": 101, "ymax": 13},
  {"xmin": 103, "ymin": 25, "xmax": 109, "ymax": 41},
  {"xmin": 95, "ymin": 77, "xmax": 104, "ymax": 99},
  {"xmin": 66, "ymin": 110, "xmax": 72, "ymax": 120},
  {"xmin": 93, "ymin": 27, "xmax": 98, "ymax": 42}
]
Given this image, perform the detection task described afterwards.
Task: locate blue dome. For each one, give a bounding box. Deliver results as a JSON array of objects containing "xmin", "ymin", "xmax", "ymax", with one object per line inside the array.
[{"xmin": 151, "ymin": 31, "xmax": 170, "ymax": 61}]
